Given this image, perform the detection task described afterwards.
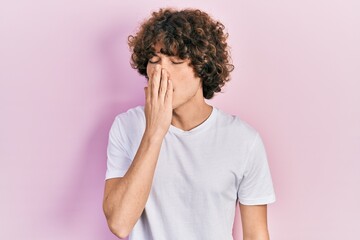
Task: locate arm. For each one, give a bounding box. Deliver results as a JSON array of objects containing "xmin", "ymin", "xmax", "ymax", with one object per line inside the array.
[
  {"xmin": 239, "ymin": 203, "xmax": 270, "ymax": 240},
  {"xmin": 103, "ymin": 132, "xmax": 163, "ymax": 238},
  {"xmin": 102, "ymin": 65, "xmax": 173, "ymax": 238}
]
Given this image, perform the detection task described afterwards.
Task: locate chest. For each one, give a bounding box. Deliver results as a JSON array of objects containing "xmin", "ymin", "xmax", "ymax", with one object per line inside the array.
[{"xmin": 151, "ymin": 136, "xmax": 245, "ymax": 204}]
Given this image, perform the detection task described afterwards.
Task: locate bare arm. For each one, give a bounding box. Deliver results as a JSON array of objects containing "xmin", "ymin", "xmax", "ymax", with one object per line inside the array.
[
  {"xmin": 102, "ymin": 65, "xmax": 173, "ymax": 239},
  {"xmin": 103, "ymin": 132, "xmax": 163, "ymax": 238},
  {"xmin": 240, "ymin": 204, "xmax": 270, "ymax": 240}
]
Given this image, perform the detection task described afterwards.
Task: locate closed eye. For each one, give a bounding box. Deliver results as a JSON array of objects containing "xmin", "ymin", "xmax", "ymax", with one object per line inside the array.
[
  {"xmin": 171, "ymin": 61, "xmax": 184, "ymax": 64},
  {"xmin": 148, "ymin": 59, "xmax": 184, "ymax": 64},
  {"xmin": 148, "ymin": 59, "xmax": 160, "ymax": 64},
  {"xmin": 148, "ymin": 55, "xmax": 160, "ymax": 64},
  {"xmin": 148, "ymin": 54, "xmax": 185, "ymax": 65}
]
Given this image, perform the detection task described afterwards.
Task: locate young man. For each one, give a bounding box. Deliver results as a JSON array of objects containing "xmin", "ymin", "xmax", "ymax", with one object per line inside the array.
[{"xmin": 103, "ymin": 8, "xmax": 276, "ymax": 240}]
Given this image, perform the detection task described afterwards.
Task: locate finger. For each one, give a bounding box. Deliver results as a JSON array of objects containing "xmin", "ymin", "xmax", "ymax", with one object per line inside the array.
[
  {"xmin": 148, "ymin": 65, "xmax": 156, "ymax": 99},
  {"xmin": 151, "ymin": 64, "xmax": 161, "ymax": 100},
  {"xmin": 144, "ymin": 86, "xmax": 149, "ymax": 103},
  {"xmin": 159, "ymin": 68, "xmax": 168, "ymax": 100},
  {"xmin": 165, "ymin": 78, "xmax": 173, "ymax": 106}
]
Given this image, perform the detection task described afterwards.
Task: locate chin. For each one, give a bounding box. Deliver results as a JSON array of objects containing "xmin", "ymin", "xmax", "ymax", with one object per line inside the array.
[
  {"xmin": 171, "ymin": 101, "xmax": 180, "ymax": 110},
  {"xmin": 172, "ymin": 100, "xmax": 188, "ymax": 111}
]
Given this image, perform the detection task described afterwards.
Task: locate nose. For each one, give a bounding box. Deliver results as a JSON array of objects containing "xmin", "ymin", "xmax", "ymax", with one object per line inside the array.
[
  {"xmin": 157, "ymin": 60, "xmax": 169, "ymax": 69},
  {"xmin": 146, "ymin": 57, "xmax": 172, "ymax": 79},
  {"xmin": 155, "ymin": 63, "xmax": 171, "ymax": 79}
]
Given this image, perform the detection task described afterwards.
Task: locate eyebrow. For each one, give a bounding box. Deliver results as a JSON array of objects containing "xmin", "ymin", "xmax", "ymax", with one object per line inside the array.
[
  {"xmin": 152, "ymin": 52, "xmax": 178, "ymax": 58},
  {"xmin": 152, "ymin": 49, "xmax": 182, "ymax": 59}
]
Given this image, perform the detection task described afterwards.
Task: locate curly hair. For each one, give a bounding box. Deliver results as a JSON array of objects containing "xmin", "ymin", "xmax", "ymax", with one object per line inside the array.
[{"xmin": 128, "ymin": 8, "xmax": 234, "ymax": 99}]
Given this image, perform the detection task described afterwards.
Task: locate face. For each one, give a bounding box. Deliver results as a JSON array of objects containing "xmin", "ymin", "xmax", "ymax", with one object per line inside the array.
[{"xmin": 146, "ymin": 44, "xmax": 203, "ymax": 110}]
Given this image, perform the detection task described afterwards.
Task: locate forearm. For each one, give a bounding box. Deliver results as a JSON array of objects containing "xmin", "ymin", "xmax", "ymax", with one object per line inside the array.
[
  {"xmin": 243, "ymin": 229, "xmax": 270, "ymax": 240},
  {"xmin": 103, "ymin": 131, "xmax": 163, "ymax": 238},
  {"xmin": 243, "ymin": 232, "xmax": 270, "ymax": 240},
  {"xmin": 240, "ymin": 204, "xmax": 270, "ymax": 240}
]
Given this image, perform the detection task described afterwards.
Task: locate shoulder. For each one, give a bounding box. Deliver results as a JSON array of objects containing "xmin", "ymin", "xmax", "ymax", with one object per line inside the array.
[
  {"xmin": 114, "ymin": 105, "xmax": 145, "ymax": 125},
  {"xmin": 113, "ymin": 105, "xmax": 146, "ymax": 138},
  {"xmin": 215, "ymin": 107, "xmax": 259, "ymax": 140}
]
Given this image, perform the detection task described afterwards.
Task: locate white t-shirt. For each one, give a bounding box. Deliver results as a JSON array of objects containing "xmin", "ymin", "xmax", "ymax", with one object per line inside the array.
[{"xmin": 105, "ymin": 105, "xmax": 276, "ymax": 240}]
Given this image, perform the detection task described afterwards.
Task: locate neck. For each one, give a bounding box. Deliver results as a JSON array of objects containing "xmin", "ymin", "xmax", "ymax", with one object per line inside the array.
[{"xmin": 171, "ymin": 99, "xmax": 213, "ymax": 131}]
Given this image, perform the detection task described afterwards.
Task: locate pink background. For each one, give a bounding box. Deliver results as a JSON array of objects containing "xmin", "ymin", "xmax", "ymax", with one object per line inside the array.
[{"xmin": 1, "ymin": 0, "xmax": 359, "ymax": 239}]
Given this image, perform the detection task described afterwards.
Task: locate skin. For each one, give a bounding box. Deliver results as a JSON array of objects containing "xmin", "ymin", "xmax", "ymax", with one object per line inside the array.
[
  {"xmin": 145, "ymin": 43, "xmax": 213, "ymax": 132},
  {"xmin": 103, "ymin": 42, "xmax": 271, "ymax": 239},
  {"xmin": 240, "ymin": 204, "xmax": 270, "ymax": 240},
  {"xmin": 102, "ymin": 59, "xmax": 174, "ymax": 238}
]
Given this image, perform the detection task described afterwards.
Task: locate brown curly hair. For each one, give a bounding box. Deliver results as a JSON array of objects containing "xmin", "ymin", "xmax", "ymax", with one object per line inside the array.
[{"xmin": 128, "ymin": 8, "xmax": 234, "ymax": 99}]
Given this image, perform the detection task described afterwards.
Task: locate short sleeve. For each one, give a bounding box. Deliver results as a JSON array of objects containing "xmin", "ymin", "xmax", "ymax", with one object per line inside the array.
[
  {"xmin": 237, "ymin": 133, "xmax": 276, "ymax": 205},
  {"xmin": 104, "ymin": 116, "xmax": 132, "ymax": 181}
]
